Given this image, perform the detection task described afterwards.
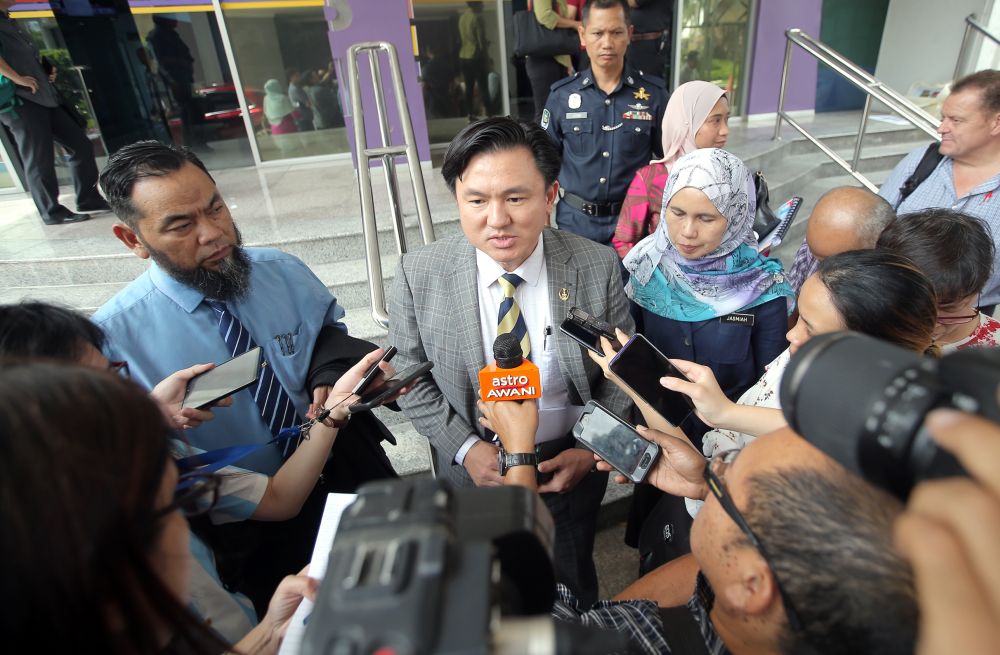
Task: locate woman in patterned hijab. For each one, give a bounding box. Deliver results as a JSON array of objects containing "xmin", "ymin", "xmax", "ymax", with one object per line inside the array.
[{"xmin": 622, "ymin": 148, "xmax": 794, "ymax": 436}]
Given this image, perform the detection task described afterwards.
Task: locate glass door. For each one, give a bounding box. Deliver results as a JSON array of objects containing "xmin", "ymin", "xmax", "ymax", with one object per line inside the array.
[
  {"xmin": 131, "ymin": 5, "xmax": 255, "ymax": 169},
  {"xmin": 675, "ymin": 0, "xmax": 752, "ymax": 116},
  {"xmin": 220, "ymin": 0, "xmax": 349, "ymax": 162}
]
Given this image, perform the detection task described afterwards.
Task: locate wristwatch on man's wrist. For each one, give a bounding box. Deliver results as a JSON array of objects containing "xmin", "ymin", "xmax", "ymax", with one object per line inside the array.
[{"xmin": 498, "ymin": 445, "xmax": 537, "ymax": 476}]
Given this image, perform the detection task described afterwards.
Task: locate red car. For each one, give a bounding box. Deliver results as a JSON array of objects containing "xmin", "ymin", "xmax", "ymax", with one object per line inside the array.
[{"xmin": 167, "ymin": 84, "xmax": 264, "ymax": 143}]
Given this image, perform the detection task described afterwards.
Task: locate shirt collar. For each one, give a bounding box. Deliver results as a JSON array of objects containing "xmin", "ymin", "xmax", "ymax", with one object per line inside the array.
[
  {"xmin": 475, "ymin": 232, "xmax": 545, "ymax": 289},
  {"xmin": 578, "ymin": 63, "xmax": 641, "ymax": 91},
  {"xmin": 149, "ymin": 260, "xmax": 208, "ymax": 313},
  {"xmin": 688, "ymin": 572, "xmax": 730, "ymax": 655}
]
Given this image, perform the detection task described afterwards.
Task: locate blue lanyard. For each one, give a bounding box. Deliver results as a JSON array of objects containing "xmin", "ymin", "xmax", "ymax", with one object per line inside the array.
[{"xmin": 175, "ymin": 425, "xmax": 301, "ymax": 474}]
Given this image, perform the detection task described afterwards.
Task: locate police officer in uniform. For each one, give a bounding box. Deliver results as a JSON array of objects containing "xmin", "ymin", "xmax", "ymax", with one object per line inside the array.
[{"xmin": 541, "ymin": 0, "xmax": 667, "ymax": 245}]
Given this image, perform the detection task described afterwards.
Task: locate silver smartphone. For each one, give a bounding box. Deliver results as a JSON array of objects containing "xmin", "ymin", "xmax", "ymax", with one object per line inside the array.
[{"xmin": 573, "ymin": 401, "xmax": 660, "ymax": 484}]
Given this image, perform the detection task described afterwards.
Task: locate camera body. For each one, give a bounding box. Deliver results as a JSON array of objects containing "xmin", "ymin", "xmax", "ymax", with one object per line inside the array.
[
  {"xmin": 781, "ymin": 332, "xmax": 1000, "ymax": 499},
  {"xmin": 303, "ymin": 479, "xmax": 557, "ymax": 655}
]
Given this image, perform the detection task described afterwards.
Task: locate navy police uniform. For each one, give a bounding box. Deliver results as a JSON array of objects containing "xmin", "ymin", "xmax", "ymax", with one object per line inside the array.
[{"xmin": 541, "ymin": 63, "xmax": 667, "ymax": 245}]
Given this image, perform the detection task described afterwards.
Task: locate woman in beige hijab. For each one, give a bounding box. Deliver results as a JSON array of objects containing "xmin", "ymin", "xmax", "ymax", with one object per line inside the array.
[{"xmin": 612, "ymin": 80, "xmax": 730, "ymax": 257}]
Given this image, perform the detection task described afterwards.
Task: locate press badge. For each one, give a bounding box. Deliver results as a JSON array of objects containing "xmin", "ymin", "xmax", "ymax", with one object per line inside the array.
[{"xmin": 721, "ymin": 313, "xmax": 755, "ymax": 326}]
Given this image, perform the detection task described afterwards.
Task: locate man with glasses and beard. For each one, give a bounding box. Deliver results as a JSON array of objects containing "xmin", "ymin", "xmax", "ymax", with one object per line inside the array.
[{"xmin": 92, "ymin": 140, "xmax": 395, "ymax": 614}]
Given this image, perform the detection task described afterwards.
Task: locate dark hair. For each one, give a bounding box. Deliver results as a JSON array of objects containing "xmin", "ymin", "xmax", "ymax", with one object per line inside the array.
[
  {"xmin": 441, "ymin": 117, "xmax": 562, "ymax": 192},
  {"xmin": 950, "ymin": 69, "xmax": 1000, "ymax": 113},
  {"xmin": 582, "ymin": 0, "xmax": 631, "ymax": 24},
  {"xmin": 0, "ymin": 302, "xmax": 105, "ymax": 361},
  {"xmin": 877, "ymin": 208, "xmax": 995, "ymax": 306},
  {"xmin": 0, "ymin": 362, "xmax": 229, "ymax": 653},
  {"xmin": 816, "ymin": 249, "xmax": 938, "ymax": 355},
  {"xmin": 99, "ymin": 140, "xmax": 213, "ymax": 229},
  {"xmin": 743, "ymin": 468, "xmax": 915, "ymax": 655}
]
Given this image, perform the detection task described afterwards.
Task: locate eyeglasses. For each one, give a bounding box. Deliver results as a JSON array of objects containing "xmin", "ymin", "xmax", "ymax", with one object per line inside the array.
[
  {"xmin": 703, "ymin": 449, "xmax": 804, "ymax": 633},
  {"xmin": 108, "ymin": 360, "xmax": 130, "ymax": 379},
  {"xmin": 937, "ymin": 297, "xmax": 981, "ymax": 326},
  {"xmin": 937, "ymin": 310, "xmax": 980, "ymax": 326},
  {"xmin": 156, "ymin": 471, "xmax": 221, "ymax": 519}
]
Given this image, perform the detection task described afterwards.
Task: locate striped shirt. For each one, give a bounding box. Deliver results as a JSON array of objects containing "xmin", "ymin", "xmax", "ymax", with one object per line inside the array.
[{"xmin": 879, "ymin": 145, "xmax": 1000, "ymax": 304}]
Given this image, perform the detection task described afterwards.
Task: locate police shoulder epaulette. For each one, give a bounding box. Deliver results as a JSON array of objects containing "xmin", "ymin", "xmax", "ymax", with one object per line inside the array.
[{"xmin": 549, "ymin": 73, "xmax": 580, "ymax": 94}]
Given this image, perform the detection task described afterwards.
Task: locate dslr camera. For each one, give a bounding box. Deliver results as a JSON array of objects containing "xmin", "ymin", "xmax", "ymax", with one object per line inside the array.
[{"xmin": 780, "ymin": 332, "xmax": 1000, "ymax": 499}]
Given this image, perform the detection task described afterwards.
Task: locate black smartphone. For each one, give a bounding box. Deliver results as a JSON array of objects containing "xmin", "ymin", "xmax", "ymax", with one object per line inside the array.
[
  {"xmin": 559, "ymin": 307, "xmax": 619, "ymax": 355},
  {"xmin": 573, "ymin": 401, "xmax": 660, "ymax": 483},
  {"xmin": 351, "ymin": 346, "xmax": 398, "ymax": 395},
  {"xmin": 348, "ymin": 361, "xmax": 434, "ymax": 414},
  {"xmin": 182, "ymin": 346, "xmax": 263, "ymax": 410},
  {"xmin": 608, "ymin": 334, "xmax": 694, "ymax": 427}
]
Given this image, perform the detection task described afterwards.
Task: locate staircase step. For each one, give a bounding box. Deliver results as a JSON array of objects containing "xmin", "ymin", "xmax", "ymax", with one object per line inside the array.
[
  {"xmin": 769, "ymin": 168, "xmax": 896, "ymax": 268},
  {"xmin": 0, "ymin": 217, "xmax": 462, "ymax": 288}
]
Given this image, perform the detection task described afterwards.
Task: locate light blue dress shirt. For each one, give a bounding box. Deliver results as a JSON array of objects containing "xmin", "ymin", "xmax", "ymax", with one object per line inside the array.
[
  {"xmin": 93, "ymin": 247, "xmax": 346, "ymax": 475},
  {"xmin": 879, "ymin": 145, "xmax": 1000, "ymax": 305}
]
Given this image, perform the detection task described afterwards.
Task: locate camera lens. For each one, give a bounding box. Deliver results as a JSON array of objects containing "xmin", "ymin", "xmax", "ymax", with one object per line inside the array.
[{"xmin": 780, "ymin": 332, "xmax": 944, "ymax": 498}]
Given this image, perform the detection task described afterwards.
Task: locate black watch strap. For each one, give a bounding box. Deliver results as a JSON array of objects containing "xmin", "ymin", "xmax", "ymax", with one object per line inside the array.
[{"xmin": 498, "ymin": 447, "xmax": 538, "ymax": 476}]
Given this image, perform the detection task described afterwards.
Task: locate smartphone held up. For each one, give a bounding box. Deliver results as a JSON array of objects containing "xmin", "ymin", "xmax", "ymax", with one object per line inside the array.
[{"xmin": 573, "ymin": 401, "xmax": 660, "ymax": 484}]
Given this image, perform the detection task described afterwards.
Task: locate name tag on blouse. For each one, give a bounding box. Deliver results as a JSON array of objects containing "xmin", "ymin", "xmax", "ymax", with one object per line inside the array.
[{"xmin": 721, "ymin": 313, "xmax": 755, "ymax": 326}]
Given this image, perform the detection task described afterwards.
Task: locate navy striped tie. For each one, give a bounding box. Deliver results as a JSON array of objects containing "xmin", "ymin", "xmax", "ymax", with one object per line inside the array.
[
  {"xmin": 206, "ymin": 300, "xmax": 302, "ymax": 458},
  {"xmin": 497, "ymin": 273, "xmax": 530, "ymax": 360}
]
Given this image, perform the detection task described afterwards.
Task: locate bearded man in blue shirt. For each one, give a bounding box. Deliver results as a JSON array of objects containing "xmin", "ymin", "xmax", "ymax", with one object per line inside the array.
[{"xmin": 92, "ymin": 140, "xmax": 394, "ymax": 614}]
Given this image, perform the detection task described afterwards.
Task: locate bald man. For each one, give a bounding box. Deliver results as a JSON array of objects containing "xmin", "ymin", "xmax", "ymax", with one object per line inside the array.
[
  {"xmin": 553, "ymin": 428, "xmax": 917, "ymax": 655},
  {"xmin": 785, "ymin": 186, "xmax": 896, "ymax": 294}
]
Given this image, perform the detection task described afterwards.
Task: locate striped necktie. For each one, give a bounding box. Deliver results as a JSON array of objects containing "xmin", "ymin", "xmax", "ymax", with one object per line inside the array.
[
  {"xmin": 497, "ymin": 273, "xmax": 530, "ymax": 360},
  {"xmin": 205, "ymin": 299, "xmax": 302, "ymax": 457}
]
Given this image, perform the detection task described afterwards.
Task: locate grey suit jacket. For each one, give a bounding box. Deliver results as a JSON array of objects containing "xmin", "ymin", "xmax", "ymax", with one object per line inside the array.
[{"xmin": 388, "ymin": 227, "xmax": 635, "ymax": 486}]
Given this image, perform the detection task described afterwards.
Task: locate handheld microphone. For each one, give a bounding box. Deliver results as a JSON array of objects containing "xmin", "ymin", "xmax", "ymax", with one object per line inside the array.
[{"xmin": 479, "ymin": 333, "xmax": 542, "ymax": 401}]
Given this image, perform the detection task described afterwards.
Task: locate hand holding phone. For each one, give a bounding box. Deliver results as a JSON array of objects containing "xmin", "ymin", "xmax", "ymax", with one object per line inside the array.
[
  {"xmin": 573, "ymin": 401, "xmax": 660, "ymax": 484},
  {"xmin": 608, "ymin": 334, "xmax": 694, "ymax": 427},
  {"xmin": 348, "ymin": 361, "xmax": 433, "ymax": 413},
  {"xmin": 351, "ymin": 345, "xmax": 397, "ymax": 395},
  {"xmin": 182, "ymin": 346, "xmax": 263, "ymax": 410},
  {"xmin": 560, "ymin": 307, "xmax": 620, "ymax": 355}
]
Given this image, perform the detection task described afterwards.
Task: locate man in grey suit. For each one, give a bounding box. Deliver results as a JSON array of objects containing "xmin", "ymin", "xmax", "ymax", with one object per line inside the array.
[{"xmin": 389, "ymin": 117, "xmax": 634, "ymax": 606}]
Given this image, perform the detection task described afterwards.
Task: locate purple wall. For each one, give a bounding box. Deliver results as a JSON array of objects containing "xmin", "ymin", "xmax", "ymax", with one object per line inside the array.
[
  {"xmin": 327, "ymin": 0, "xmax": 431, "ymax": 165},
  {"xmin": 746, "ymin": 0, "xmax": 823, "ymax": 115}
]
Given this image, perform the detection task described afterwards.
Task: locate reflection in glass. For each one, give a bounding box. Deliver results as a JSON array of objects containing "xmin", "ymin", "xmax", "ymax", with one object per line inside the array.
[
  {"xmin": 221, "ymin": 4, "xmax": 347, "ymax": 162},
  {"xmin": 677, "ymin": 0, "xmax": 751, "ymax": 115},
  {"xmin": 414, "ymin": 0, "xmax": 505, "ymax": 144},
  {"xmin": 9, "ymin": 15, "xmax": 106, "ymax": 185},
  {"xmin": 0, "ymin": 146, "xmax": 15, "ymax": 189},
  {"xmin": 133, "ymin": 10, "xmax": 254, "ymax": 169}
]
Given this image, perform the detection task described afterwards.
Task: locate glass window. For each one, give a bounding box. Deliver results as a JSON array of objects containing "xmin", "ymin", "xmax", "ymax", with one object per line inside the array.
[
  {"xmin": 8, "ymin": 13, "xmax": 107, "ymax": 185},
  {"xmin": 676, "ymin": 0, "xmax": 751, "ymax": 116},
  {"xmin": 414, "ymin": 0, "xmax": 507, "ymax": 144},
  {"xmin": 0, "ymin": 146, "xmax": 16, "ymax": 190},
  {"xmin": 132, "ymin": 9, "xmax": 254, "ymax": 169},
  {"xmin": 220, "ymin": 2, "xmax": 348, "ymax": 162}
]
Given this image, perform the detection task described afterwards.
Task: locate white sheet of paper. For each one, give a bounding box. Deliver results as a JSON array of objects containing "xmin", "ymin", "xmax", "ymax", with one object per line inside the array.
[{"xmin": 277, "ymin": 493, "xmax": 357, "ymax": 655}]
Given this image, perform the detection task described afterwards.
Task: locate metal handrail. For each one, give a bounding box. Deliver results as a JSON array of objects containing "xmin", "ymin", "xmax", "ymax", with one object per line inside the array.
[
  {"xmin": 773, "ymin": 28, "xmax": 940, "ymax": 192},
  {"xmin": 346, "ymin": 41, "xmax": 436, "ymax": 329},
  {"xmin": 955, "ymin": 14, "xmax": 1000, "ymax": 79}
]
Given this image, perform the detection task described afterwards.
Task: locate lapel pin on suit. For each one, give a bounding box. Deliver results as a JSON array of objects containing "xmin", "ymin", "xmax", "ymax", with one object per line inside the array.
[{"xmin": 559, "ymin": 287, "xmax": 570, "ymax": 301}]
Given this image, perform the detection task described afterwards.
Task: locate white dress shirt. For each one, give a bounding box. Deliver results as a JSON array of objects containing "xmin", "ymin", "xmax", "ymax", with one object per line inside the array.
[{"xmin": 455, "ymin": 232, "xmax": 583, "ymax": 464}]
